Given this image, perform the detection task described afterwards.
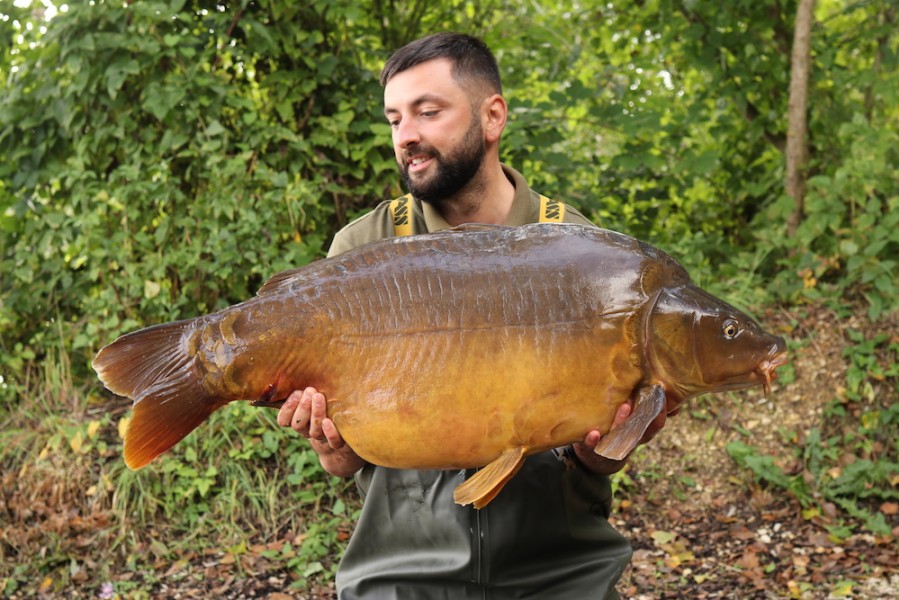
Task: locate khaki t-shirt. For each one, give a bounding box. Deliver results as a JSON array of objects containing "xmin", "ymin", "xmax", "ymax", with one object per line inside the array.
[{"xmin": 328, "ymin": 164, "xmax": 593, "ymax": 257}]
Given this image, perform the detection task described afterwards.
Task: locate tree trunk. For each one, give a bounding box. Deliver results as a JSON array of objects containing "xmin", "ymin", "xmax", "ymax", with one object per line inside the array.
[{"xmin": 785, "ymin": 0, "xmax": 815, "ymax": 236}]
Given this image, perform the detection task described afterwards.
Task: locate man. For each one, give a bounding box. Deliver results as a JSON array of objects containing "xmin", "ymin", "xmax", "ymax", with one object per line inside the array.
[{"xmin": 277, "ymin": 33, "xmax": 663, "ymax": 599}]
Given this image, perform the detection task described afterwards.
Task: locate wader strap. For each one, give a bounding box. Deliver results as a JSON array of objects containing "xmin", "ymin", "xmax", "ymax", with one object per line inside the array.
[
  {"xmin": 538, "ymin": 195, "xmax": 565, "ymax": 222},
  {"xmin": 389, "ymin": 194, "xmax": 414, "ymax": 237},
  {"xmin": 390, "ymin": 193, "xmax": 564, "ymax": 236}
]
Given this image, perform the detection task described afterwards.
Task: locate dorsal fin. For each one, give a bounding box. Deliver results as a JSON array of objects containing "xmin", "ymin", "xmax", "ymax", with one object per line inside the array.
[
  {"xmin": 448, "ymin": 223, "xmax": 509, "ymax": 233},
  {"xmin": 256, "ymin": 267, "xmax": 307, "ymax": 296}
]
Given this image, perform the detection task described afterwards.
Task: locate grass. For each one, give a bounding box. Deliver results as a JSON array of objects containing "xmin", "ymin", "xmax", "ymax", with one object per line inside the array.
[{"xmin": 0, "ymin": 349, "xmax": 358, "ymax": 598}]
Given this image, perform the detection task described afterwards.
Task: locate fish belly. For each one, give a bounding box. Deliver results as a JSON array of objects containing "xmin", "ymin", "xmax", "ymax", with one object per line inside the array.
[{"xmin": 327, "ymin": 323, "xmax": 639, "ymax": 469}]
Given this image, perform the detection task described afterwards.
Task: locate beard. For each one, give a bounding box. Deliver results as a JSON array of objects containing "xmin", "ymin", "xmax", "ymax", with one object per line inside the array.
[{"xmin": 397, "ymin": 117, "xmax": 486, "ymax": 209}]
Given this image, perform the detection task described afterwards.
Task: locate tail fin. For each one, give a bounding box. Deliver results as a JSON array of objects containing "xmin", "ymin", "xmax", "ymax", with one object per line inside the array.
[{"xmin": 92, "ymin": 319, "xmax": 226, "ymax": 469}]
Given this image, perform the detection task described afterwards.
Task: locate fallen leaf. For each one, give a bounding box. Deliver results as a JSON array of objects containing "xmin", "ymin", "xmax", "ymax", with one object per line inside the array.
[
  {"xmin": 651, "ymin": 530, "xmax": 676, "ymax": 545},
  {"xmin": 737, "ymin": 550, "xmax": 760, "ymax": 570},
  {"xmin": 39, "ymin": 577, "xmax": 53, "ymax": 593},
  {"xmin": 87, "ymin": 420, "xmax": 102, "ymax": 439},
  {"xmin": 69, "ymin": 430, "xmax": 84, "ymax": 453},
  {"xmin": 830, "ymin": 580, "xmax": 854, "ymax": 597}
]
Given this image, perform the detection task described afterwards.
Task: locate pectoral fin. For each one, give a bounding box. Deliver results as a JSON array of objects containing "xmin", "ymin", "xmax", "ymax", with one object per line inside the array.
[
  {"xmin": 453, "ymin": 446, "xmax": 527, "ymax": 509},
  {"xmin": 594, "ymin": 384, "xmax": 666, "ymax": 461}
]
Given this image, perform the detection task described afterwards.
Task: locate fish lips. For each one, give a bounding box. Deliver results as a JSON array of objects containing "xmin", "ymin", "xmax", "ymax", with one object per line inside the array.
[{"xmin": 757, "ymin": 337, "xmax": 789, "ymax": 398}]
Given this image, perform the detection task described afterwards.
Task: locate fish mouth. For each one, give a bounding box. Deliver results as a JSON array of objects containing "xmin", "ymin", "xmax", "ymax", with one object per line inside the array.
[{"xmin": 756, "ymin": 342, "xmax": 789, "ymax": 399}]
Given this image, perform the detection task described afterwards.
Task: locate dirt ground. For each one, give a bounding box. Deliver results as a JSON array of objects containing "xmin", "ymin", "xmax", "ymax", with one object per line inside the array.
[{"xmin": 613, "ymin": 304, "xmax": 898, "ymax": 599}]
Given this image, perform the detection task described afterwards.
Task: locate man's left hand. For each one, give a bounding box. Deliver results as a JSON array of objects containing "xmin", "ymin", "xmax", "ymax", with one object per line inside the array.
[{"xmin": 572, "ymin": 402, "xmax": 667, "ymax": 475}]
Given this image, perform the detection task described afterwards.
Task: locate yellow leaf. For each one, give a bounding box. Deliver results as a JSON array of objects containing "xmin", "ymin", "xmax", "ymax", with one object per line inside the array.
[
  {"xmin": 70, "ymin": 430, "xmax": 83, "ymax": 453},
  {"xmin": 87, "ymin": 420, "xmax": 101, "ymax": 439},
  {"xmin": 226, "ymin": 541, "xmax": 248, "ymax": 555},
  {"xmin": 118, "ymin": 416, "xmax": 130, "ymax": 440},
  {"xmin": 860, "ymin": 411, "xmax": 879, "ymax": 430},
  {"xmin": 676, "ymin": 550, "xmax": 695, "ymax": 563},
  {"xmin": 651, "ymin": 530, "xmax": 676, "ymax": 545},
  {"xmin": 801, "ymin": 507, "xmax": 820, "ymax": 520},
  {"xmin": 86, "ymin": 485, "xmax": 97, "ymax": 496},
  {"xmin": 144, "ymin": 280, "xmax": 161, "ymax": 299},
  {"xmin": 39, "ymin": 577, "xmax": 53, "ymax": 592},
  {"xmin": 831, "ymin": 580, "xmax": 854, "ymax": 597}
]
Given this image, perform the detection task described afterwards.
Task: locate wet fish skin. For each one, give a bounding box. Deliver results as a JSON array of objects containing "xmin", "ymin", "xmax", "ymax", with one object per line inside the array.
[{"xmin": 92, "ymin": 223, "xmax": 787, "ymax": 507}]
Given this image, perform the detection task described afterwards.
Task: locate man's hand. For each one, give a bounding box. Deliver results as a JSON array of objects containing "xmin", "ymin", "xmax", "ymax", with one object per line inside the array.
[
  {"xmin": 277, "ymin": 387, "xmax": 367, "ymax": 478},
  {"xmin": 572, "ymin": 402, "xmax": 668, "ymax": 476}
]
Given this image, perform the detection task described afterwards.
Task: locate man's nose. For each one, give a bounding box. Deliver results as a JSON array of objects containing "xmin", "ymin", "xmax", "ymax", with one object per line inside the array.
[{"xmin": 394, "ymin": 119, "xmax": 420, "ymax": 148}]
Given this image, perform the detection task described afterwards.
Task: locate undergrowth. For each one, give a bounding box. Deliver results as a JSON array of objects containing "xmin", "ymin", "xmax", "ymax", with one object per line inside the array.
[
  {"xmin": 0, "ymin": 362, "xmax": 358, "ymax": 598},
  {"xmin": 727, "ymin": 324, "xmax": 898, "ymax": 539}
]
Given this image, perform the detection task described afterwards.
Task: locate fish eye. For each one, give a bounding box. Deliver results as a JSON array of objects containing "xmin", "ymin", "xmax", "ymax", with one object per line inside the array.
[{"xmin": 723, "ymin": 319, "xmax": 740, "ymax": 339}]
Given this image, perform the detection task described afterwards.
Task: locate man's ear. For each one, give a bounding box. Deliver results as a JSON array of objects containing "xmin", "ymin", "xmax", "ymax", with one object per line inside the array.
[{"xmin": 482, "ymin": 93, "xmax": 507, "ymax": 143}]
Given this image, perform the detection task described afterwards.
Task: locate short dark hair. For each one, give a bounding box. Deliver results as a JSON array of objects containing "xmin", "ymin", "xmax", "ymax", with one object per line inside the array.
[{"xmin": 380, "ymin": 33, "xmax": 502, "ymax": 96}]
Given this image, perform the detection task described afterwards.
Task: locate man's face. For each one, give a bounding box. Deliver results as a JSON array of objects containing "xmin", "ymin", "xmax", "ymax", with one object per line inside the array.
[{"xmin": 384, "ymin": 58, "xmax": 486, "ymax": 206}]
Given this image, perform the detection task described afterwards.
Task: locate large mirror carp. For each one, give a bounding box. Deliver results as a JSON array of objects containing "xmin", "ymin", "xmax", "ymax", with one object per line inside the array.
[{"xmin": 93, "ymin": 223, "xmax": 787, "ymax": 508}]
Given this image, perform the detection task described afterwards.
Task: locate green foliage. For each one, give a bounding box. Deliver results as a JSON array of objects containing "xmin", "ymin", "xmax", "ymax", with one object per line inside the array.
[
  {"xmin": 0, "ymin": 369, "xmax": 358, "ymax": 595},
  {"xmin": 767, "ymin": 118, "xmax": 897, "ymax": 319},
  {"xmin": 0, "ymin": 0, "xmax": 398, "ymax": 387},
  {"xmin": 494, "ymin": 1, "xmax": 898, "ymax": 318},
  {"xmin": 3, "ymin": 0, "xmax": 897, "ymax": 384},
  {"xmin": 727, "ymin": 330, "xmax": 899, "ymax": 537}
]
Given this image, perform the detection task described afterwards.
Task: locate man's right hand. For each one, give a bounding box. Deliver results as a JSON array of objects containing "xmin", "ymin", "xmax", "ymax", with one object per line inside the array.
[{"xmin": 277, "ymin": 387, "xmax": 367, "ymax": 478}]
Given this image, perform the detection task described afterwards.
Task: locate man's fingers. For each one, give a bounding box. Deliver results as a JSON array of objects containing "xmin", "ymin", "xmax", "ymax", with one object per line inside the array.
[
  {"xmin": 277, "ymin": 387, "xmax": 342, "ymax": 447},
  {"xmin": 288, "ymin": 388, "xmax": 315, "ymax": 435},
  {"xmin": 321, "ymin": 418, "xmax": 345, "ymax": 449},
  {"xmin": 581, "ymin": 430, "xmax": 601, "ymax": 450},
  {"xmin": 277, "ymin": 389, "xmax": 304, "ymax": 427},
  {"xmin": 308, "ymin": 389, "xmax": 327, "ymax": 440},
  {"xmin": 611, "ymin": 402, "xmax": 632, "ymax": 430}
]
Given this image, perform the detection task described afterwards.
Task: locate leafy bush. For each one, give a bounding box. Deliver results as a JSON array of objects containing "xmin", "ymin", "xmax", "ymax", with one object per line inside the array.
[
  {"xmin": 757, "ymin": 114, "xmax": 899, "ymax": 320},
  {"xmin": 0, "ymin": 1, "xmax": 397, "ymax": 387}
]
